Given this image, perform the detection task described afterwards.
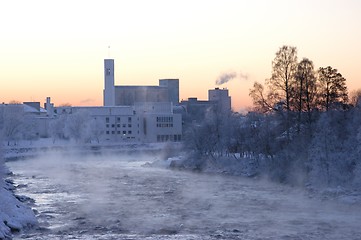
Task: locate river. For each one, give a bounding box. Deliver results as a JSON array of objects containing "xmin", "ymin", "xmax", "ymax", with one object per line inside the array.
[{"xmin": 6, "ymin": 151, "xmax": 361, "ymax": 239}]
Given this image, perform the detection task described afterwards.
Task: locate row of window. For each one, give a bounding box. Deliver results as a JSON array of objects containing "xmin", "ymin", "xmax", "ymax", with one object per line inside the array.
[
  {"xmin": 106, "ymin": 124, "xmax": 132, "ymax": 128},
  {"xmin": 106, "ymin": 116, "xmax": 132, "ymax": 123},
  {"xmin": 157, "ymin": 134, "xmax": 182, "ymax": 142},
  {"xmin": 156, "ymin": 123, "xmax": 174, "ymax": 128},
  {"xmin": 106, "ymin": 130, "xmax": 134, "ymax": 135},
  {"xmin": 156, "ymin": 116, "xmax": 173, "ymax": 123}
]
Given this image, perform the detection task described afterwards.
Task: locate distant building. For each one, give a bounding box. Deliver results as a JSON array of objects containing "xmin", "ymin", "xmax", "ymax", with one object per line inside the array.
[
  {"xmin": 103, "ymin": 59, "xmax": 179, "ymax": 106},
  {"xmin": 54, "ymin": 102, "xmax": 182, "ymax": 143},
  {"xmin": 0, "ymin": 101, "xmax": 50, "ymax": 139},
  {"xmin": 208, "ymin": 88, "xmax": 231, "ymax": 113},
  {"xmin": 180, "ymin": 88, "xmax": 232, "ymax": 124}
]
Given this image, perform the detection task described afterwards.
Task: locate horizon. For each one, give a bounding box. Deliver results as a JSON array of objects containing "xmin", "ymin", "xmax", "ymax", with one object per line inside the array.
[{"xmin": 1, "ymin": 0, "xmax": 360, "ymax": 112}]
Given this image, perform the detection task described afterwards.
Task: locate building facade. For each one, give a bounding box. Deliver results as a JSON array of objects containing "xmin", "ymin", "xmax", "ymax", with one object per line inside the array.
[
  {"xmin": 208, "ymin": 88, "xmax": 231, "ymax": 113},
  {"xmin": 103, "ymin": 59, "xmax": 179, "ymax": 106},
  {"xmin": 54, "ymin": 102, "xmax": 182, "ymax": 143}
]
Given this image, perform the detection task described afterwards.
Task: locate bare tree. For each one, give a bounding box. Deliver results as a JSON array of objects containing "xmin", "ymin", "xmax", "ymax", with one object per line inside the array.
[
  {"xmin": 249, "ymin": 81, "xmax": 275, "ymax": 113},
  {"xmin": 317, "ymin": 66, "xmax": 348, "ymax": 111},
  {"xmin": 349, "ymin": 89, "xmax": 361, "ymax": 107},
  {"xmin": 267, "ymin": 45, "xmax": 298, "ymax": 112},
  {"xmin": 294, "ymin": 58, "xmax": 317, "ymax": 129}
]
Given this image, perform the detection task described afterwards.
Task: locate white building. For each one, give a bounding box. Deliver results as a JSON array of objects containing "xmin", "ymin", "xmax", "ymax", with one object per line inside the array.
[
  {"xmin": 103, "ymin": 59, "xmax": 179, "ymax": 106},
  {"xmin": 54, "ymin": 102, "xmax": 182, "ymax": 143},
  {"xmin": 1, "ymin": 58, "xmax": 183, "ymax": 144}
]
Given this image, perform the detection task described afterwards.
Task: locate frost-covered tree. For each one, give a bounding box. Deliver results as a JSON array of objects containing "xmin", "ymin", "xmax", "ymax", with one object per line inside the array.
[
  {"xmin": 22, "ymin": 117, "xmax": 39, "ymax": 141},
  {"xmin": 64, "ymin": 110, "xmax": 92, "ymax": 143},
  {"xmin": 0, "ymin": 104, "xmax": 24, "ymax": 146},
  {"xmin": 0, "ymin": 133, "xmax": 4, "ymax": 183},
  {"xmin": 308, "ymin": 111, "xmax": 353, "ymax": 187},
  {"xmin": 349, "ymin": 89, "xmax": 361, "ymax": 107},
  {"xmin": 49, "ymin": 115, "xmax": 68, "ymax": 143},
  {"xmin": 88, "ymin": 118, "xmax": 104, "ymax": 143}
]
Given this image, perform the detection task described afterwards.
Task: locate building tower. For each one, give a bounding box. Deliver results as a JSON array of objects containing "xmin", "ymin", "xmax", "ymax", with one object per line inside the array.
[
  {"xmin": 103, "ymin": 59, "xmax": 115, "ymax": 106},
  {"xmin": 208, "ymin": 88, "xmax": 231, "ymax": 113},
  {"xmin": 159, "ymin": 79, "xmax": 179, "ymax": 105}
]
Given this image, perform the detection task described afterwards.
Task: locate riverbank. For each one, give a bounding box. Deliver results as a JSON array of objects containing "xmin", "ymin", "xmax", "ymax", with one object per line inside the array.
[
  {"xmin": 1, "ymin": 139, "xmax": 180, "ymax": 239},
  {"xmin": 0, "ymin": 169, "xmax": 37, "ymax": 239},
  {"xmin": 164, "ymin": 153, "xmax": 361, "ymax": 205},
  {"xmin": 3, "ymin": 138, "xmax": 182, "ymax": 161}
]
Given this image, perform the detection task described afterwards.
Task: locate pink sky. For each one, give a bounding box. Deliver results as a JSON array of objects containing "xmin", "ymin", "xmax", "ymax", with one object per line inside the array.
[{"xmin": 1, "ymin": 0, "xmax": 360, "ymax": 111}]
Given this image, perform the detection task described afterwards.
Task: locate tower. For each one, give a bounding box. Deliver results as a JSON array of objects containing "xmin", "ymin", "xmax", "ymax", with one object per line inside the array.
[
  {"xmin": 208, "ymin": 88, "xmax": 231, "ymax": 113},
  {"xmin": 103, "ymin": 59, "xmax": 115, "ymax": 106},
  {"xmin": 159, "ymin": 79, "xmax": 179, "ymax": 105}
]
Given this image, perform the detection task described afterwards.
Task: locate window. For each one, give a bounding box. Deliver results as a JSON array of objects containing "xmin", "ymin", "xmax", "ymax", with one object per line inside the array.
[
  {"xmin": 111, "ymin": 124, "xmax": 115, "ymax": 128},
  {"xmin": 106, "ymin": 117, "xmax": 109, "ymax": 123},
  {"xmin": 117, "ymin": 124, "xmax": 120, "ymax": 128},
  {"xmin": 122, "ymin": 131, "xmax": 126, "ymax": 135},
  {"xmin": 128, "ymin": 130, "xmax": 132, "ymax": 134},
  {"xmin": 128, "ymin": 124, "xmax": 132, "ymax": 128},
  {"xmin": 106, "ymin": 124, "xmax": 109, "ymax": 128},
  {"xmin": 117, "ymin": 131, "xmax": 121, "ymax": 134},
  {"xmin": 128, "ymin": 117, "xmax": 132, "ymax": 122},
  {"xmin": 122, "ymin": 124, "xmax": 126, "ymax": 128},
  {"xmin": 106, "ymin": 131, "xmax": 110, "ymax": 135},
  {"xmin": 112, "ymin": 131, "xmax": 115, "ymax": 134},
  {"xmin": 117, "ymin": 117, "xmax": 120, "ymax": 122}
]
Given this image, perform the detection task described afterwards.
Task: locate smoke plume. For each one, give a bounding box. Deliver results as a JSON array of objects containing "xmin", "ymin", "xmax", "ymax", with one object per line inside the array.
[
  {"xmin": 239, "ymin": 71, "xmax": 249, "ymax": 81},
  {"xmin": 215, "ymin": 71, "xmax": 249, "ymax": 85},
  {"xmin": 215, "ymin": 71, "xmax": 237, "ymax": 85}
]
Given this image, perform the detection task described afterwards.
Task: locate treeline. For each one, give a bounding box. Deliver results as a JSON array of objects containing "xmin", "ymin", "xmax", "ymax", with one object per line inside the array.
[
  {"xmin": 183, "ymin": 46, "xmax": 361, "ymax": 189},
  {"xmin": 0, "ymin": 105, "xmax": 103, "ymax": 145}
]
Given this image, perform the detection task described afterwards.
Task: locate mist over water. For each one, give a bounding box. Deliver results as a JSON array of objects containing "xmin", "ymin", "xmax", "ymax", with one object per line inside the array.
[{"xmin": 7, "ymin": 151, "xmax": 361, "ymax": 239}]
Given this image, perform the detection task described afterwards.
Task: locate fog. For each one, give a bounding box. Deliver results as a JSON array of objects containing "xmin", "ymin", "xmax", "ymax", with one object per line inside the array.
[{"xmin": 7, "ymin": 151, "xmax": 361, "ymax": 239}]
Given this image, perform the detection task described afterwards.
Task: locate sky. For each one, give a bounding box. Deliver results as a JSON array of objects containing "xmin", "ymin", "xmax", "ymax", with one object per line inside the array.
[{"xmin": 1, "ymin": 0, "xmax": 360, "ymax": 112}]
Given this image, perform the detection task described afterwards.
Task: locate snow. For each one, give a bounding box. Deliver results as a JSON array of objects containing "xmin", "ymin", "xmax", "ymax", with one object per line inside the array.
[
  {"xmin": 1, "ymin": 139, "xmax": 37, "ymax": 239},
  {"xmin": 0, "ymin": 178, "xmax": 38, "ymax": 239}
]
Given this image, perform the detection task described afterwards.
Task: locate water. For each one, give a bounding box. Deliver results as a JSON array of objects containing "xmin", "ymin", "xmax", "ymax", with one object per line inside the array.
[{"xmin": 6, "ymin": 151, "xmax": 361, "ymax": 239}]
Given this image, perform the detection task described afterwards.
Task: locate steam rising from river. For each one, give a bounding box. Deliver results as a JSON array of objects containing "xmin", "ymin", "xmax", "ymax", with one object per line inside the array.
[{"xmin": 7, "ymin": 150, "xmax": 361, "ymax": 239}]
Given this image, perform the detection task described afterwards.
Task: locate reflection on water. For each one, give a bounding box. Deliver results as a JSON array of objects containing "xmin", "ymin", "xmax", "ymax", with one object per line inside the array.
[{"xmin": 7, "ymin": 152, "xmax": 361, "ymax": 240}]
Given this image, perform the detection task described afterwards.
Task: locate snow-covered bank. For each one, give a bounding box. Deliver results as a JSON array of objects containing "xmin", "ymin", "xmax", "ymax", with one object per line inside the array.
[
  {"xmin": 164, "ymin": 154, "xmax": 361, "ymax": 205},
  {"xmin": 0, "ymin": 169, "xmax": 38, "ymax": 239},
  {"xmin": 3, "ymin": 138, "xmax": 182, "ymax": 161}
]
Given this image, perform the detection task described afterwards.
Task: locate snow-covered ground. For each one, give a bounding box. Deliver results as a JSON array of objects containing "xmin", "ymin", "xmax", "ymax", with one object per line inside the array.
[{"xmin": 0, "ymin": 166, "xmax": 37, "ymax": 239}]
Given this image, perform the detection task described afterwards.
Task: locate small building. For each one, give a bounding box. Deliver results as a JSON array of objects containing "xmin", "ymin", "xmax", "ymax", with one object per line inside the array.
[
  {"xmin": 208, "ymin": 88, "xmax": 231, "ymax": 113},
  {"xmin": 180, "ymin": 88, "xmax": 232, "ymax": 125}
]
